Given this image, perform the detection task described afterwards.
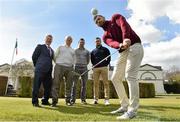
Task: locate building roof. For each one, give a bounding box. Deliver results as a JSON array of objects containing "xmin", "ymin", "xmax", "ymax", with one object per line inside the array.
[
  {"xmin": 0, "ymin": 63, "xmax": 10, "ymax": 67},
  {"xmin": 140, "ymin": 64, "xmax": 162, "ymax": 71}
]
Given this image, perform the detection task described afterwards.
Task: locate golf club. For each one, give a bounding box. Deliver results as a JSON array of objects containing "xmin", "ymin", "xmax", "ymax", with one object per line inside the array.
[{"xmin": 76, "ymin": 49, "xmax": 120, "ymax": 79}]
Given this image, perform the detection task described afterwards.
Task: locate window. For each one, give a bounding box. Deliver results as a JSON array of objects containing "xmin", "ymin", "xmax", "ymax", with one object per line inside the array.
[{"xmin": 145, "ymin": 77, "xmax": 152, "ymax": 80}]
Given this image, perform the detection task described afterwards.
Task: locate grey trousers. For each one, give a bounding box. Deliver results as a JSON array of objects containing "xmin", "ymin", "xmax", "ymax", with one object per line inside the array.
[
  {"xmin": 71, "ymin": 66, "xmax": 88, "ymax": 102},
  {"xmin": 52, "ymin": 64, "xmax": 73, "ymax": 104}
]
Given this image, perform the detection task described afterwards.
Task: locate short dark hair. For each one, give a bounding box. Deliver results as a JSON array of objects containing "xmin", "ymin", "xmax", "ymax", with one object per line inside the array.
[
  {"xmin": 79, "ymin": 38, "xmax": 85, "ymax": 43},
  {"xmin": 46, "ymin": 34, "xmax": 53, "ymax": 38},
  {"xmin": 80, "ymin": 38, "xmax": 85, "ymax": 41},
  {"xmin": 96, "ymin": 37, "xmax": 101, "ymax": 40},
  {"xmin": 94, "ymin": 15, "xmax": 104, "ymax": 21}
]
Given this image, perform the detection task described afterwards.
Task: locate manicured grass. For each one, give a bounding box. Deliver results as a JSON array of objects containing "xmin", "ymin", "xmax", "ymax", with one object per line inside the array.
[{"xmin": 0, "ymin": 95, "xmax": 180, "ymax": 121}]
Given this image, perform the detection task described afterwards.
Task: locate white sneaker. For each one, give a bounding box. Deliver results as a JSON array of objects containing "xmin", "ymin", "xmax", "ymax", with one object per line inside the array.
[
  {"xmin": 104, "ymin": 99, "xmax": 110, "ymax": 106},
  {"xmin": 116, "ymin": 111, "xmax": 136, "ymax": 120},
  {"xmin": 110, "ymin": 107, "xmax": 127, "ymax": 114}
]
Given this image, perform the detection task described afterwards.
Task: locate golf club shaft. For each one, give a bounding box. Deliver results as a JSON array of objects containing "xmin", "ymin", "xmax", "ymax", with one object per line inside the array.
[{"xmin": 80, "ymin": 49, "xmax": 119, "ymax": 77}]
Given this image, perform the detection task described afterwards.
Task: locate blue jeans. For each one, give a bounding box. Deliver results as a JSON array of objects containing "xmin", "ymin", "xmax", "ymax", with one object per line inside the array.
[{"xmin": 71, "ymin": 66, "xmax": 88, "ymax": 102}]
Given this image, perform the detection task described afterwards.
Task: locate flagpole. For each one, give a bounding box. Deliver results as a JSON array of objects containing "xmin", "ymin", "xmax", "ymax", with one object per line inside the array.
[{"xmin": 5, "ymin": 38, "xmax": 18, "ymax": 95}]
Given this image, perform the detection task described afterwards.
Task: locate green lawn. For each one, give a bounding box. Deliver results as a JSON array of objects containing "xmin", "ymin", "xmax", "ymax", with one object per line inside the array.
[{"xmin": 0, "ymin": 95, "xmax": 180, "ymax": 121}]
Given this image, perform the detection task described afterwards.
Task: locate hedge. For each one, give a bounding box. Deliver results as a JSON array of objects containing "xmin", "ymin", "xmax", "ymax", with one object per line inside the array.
[
  {"xmin": 139, "ymin": 82, "xmax": 155, "ymax": 98},
  {"xmin": 18, "ymin": 77, "xmax": 32, "ymax": 97},
  {"xmin": 18, "ymin": 76, "xmax": 44, "ymax": 97},
  {"xmin": 88, "ymin": 80, "xmax": 155, "ymax": 98},
  {"xmin": 0, "ymin": 76, "xmax": 8, "ymax": 96},
  {"xmin": 18, "ymin": 76, "xmax": 155, "ymax": 98},
  {"xmin": 164, "ymin": 82, "xmax": 180, "ymax": 94}
]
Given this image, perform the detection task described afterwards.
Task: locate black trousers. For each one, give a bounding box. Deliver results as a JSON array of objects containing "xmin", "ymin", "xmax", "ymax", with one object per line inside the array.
[{"xmin": 32, "ymin": 70, "xmax": 52, "ymax": 104}]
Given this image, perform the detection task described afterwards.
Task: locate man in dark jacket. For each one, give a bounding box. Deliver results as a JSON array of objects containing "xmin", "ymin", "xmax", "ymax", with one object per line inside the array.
[
  {"xmin": 91, "ymin": 37, "xmax": 111, "ymax": 105},
  {"xmin": 92, "ymin": 9, "xmax": 144, "ymax": 120},
  {"xmin": 32, "ymin": 34, "xmax": 54, "ymax": 107}
]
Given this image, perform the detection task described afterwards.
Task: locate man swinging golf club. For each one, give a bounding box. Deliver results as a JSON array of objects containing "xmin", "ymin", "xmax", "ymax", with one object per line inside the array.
[{"xmin": 91, "ymin": 8, "xmax": 144, "ymax": 120}]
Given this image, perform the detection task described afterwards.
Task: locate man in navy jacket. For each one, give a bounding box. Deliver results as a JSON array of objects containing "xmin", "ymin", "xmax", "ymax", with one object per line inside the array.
[
  {"xmin": 91, "ymin": 37, "xmax": 111, "ymax": 105},
  {"xmin": 32, "ymin": 34, "xmax": 54, "ymax": 107}
]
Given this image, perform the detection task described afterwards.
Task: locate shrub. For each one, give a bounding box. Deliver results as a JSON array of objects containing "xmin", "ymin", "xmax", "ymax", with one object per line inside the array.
[
  {"xmin": 139, "ymin": 82, "xmax": 155, "ymax": 98},
  {"xmin": 17, "ymin": 77, "xmax": 155, "ymax": 98},
  {"xmin": 85, "ymin": 80, "xmax": 93, "ymax": 98},
  {"xmin": 74, "ymin": 80, "xmax": 155, "ymax": 98},
  {"xmin": 0, "ymin": 76, "xmax": 8, "ymax": 96},
  {"xmin": 18, "ymin": 76, "xmax": 32, "ymax": 97},
  {"xmin": 18, "ymin": 76, "xmax": 45, "ymax": 98},
  {"xmin": 164, "ymin": 82, "xmax": 180, "ymax": 94}
]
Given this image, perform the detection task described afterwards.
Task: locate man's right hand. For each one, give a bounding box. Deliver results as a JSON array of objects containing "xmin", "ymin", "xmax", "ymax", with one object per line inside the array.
[{"xmin": 118, "ymin": 43, "xmax": 125, "ymax": 53}]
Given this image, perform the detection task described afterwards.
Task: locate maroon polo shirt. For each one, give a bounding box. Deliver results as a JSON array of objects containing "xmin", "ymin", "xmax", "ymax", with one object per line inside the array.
[{"xmin": 102, "ymin": 14, "xmax": 141, "ymax": 49}]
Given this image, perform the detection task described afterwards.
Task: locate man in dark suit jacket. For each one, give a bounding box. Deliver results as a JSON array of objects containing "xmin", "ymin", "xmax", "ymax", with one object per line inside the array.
[{"xmin": 32, "ymin": 34, "xmax": 54, "ymax": 107}]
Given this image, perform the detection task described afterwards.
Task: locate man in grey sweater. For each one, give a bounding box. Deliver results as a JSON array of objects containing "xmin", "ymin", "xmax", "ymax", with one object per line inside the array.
[
  {"xmin": 51, "ymin": 35, "xmax": 75, "ymax": 106},
  {"xmin": 71, "ymin": 38, "xmax": 90, "ymax": 104}
]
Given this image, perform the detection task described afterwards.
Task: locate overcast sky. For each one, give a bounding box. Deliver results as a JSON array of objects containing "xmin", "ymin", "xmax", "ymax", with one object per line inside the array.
[{"xmin": 0, "ymin": 0, "xmax": 180, "ymax": 70}]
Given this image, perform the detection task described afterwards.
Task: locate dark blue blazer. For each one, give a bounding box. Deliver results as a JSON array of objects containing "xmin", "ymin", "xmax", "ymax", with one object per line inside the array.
[{"xmin": 32, "ymin": 44, "xmax": 54, "ymax": 73}]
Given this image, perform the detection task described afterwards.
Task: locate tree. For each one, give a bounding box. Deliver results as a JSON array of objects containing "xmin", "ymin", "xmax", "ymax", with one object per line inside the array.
[{"xmin": 165, "ymin": 65, "xmax": 180, "ymax": 83}]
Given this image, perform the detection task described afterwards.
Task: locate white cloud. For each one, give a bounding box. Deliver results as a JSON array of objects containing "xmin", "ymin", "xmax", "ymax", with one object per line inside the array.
[
  {"xmin": 127, "ymin": 0, "xmax": 180, "ymax": 43},
  {"xmin": 0, "ymin": 17, "xmax": 46, "ymax": 65},
  {"xmin": 166, "ymin": 1, "xmax": 180, "ymax": 24},
  {"xmin": 126, "ymin": 0, "xmax": 180, "ymax": 70},
  {"xmin": 127, "ymin": 17, "xmax": 162, "ymax": 43},
  {"xmin": 142, "ymin": 36, "xmax": 180, "ymax": 70},
  {"xmin": 111, "ymin": 36, "xmax": 180, "ymax": 70},
  {"xmin": 127, "ymin": 0, "xmax": 180, "ymax": 24}
]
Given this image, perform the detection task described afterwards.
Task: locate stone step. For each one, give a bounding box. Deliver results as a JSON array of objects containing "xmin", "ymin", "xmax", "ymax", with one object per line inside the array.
[{"xmin": 6, "ymin": 89, "xmax": 17, "ymax": 96}]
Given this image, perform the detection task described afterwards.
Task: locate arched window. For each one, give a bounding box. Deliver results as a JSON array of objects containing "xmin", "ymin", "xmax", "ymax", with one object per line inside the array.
[{"xmin": 140, "ymin": 72, "xmax": 157, "ymax": 80}]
